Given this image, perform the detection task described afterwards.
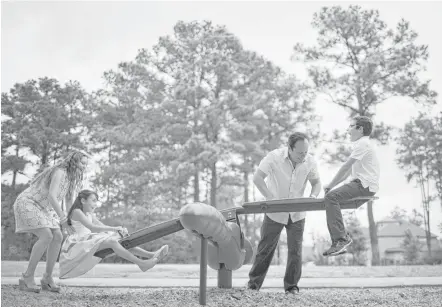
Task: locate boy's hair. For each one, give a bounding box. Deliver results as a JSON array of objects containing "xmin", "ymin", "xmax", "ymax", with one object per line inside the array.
[
  {"xmin": 67, "ymin": 190, "xmax": 98, "ymax": 226},
  {"xmin": 354, "ymin": 116, "xmax": 373, "ymax": 136},
  {"xmin": 288, "ymin": 132, "xmax": 308, "ymax": 149}
]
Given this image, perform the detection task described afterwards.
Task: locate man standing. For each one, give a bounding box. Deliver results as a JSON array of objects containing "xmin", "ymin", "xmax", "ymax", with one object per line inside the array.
[
  {"xmin": 323, "ymin": 116, "xmax": 380, "ymax": 256},
  {"xmin": 247, "ymin": 132, "xmax": 321, "ymax": 294}
]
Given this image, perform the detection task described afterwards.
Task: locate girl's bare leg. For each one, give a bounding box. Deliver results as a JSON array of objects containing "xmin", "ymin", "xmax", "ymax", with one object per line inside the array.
[
  {"xmin": 129, "ymin": 247, "xmax": 154, "ymax": 258},
  {"xmin": 98, "ymin": 239, "xmax": 158, "ymax": 272}
]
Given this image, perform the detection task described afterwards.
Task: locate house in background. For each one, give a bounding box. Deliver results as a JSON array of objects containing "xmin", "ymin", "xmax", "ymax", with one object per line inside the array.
[
  {"xmin": 375, "ymin": 218, "xmax": 441, "ymax": 265},
  {"xmin": 307, "ymin": 218, "xmax": 441, "ymax": 266},
  {"xmin": 271, "ymin": 218, "xmax": 441, "ymax": 266}
]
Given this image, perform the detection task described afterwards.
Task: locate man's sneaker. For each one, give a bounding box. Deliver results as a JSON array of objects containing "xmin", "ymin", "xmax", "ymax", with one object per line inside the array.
[
  {"xmin": 246, "ymin": 282, "xmax": 259, "ymax": 291},
  {"xmin": 326, "ymin": 235, "xmax": 352, "ymax": 256},
  {"xmin": 285, "ymin": 286, "xmax": 299, "ymax": 295}
]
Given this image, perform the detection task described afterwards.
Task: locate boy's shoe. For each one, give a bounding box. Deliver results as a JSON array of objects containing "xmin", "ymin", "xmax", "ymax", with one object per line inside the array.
[
  {"xmin": 323, "ymin": 240, "xmax": 336, "ymax": 256},
  {"xmin": 324, "ymin": 235, "xmax": 352, "ymax": 256}
]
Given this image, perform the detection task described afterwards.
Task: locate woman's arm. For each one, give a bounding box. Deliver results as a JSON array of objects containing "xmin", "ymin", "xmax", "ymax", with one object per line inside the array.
[
  {"xmin": 72, "ymin": 209, "xmax": 119, "ymax": 233},
  {"xmin": 64, "ymin": 192, "xmax": 75, "ymax": 213}
]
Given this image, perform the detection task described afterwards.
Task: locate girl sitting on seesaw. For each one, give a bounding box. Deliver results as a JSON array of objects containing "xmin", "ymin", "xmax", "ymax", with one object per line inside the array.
[{"xmin": 59, "ymin": 190, "xmax": 169, "ymax": 281}]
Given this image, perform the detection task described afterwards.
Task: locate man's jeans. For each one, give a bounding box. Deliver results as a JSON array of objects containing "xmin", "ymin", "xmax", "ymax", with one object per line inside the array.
[
  {"xmin": 325, "ymin": 179, "xmax": 375, "ymax": 241},
  {"xmin": 248, "ymin": 215, "xmax": 305, "ymax": 291}
]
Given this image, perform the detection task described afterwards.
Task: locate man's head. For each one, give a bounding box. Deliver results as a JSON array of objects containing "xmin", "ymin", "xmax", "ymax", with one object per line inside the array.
[
  {"xmin": 348, "ymin": 116, "xmax": 373, "ymax": 142},
  {"xmin": 288, "ymin": 132, "xmax": 309, "ymax": 163}
]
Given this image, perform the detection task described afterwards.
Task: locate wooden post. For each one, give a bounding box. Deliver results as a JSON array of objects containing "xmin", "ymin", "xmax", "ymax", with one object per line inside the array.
[
  {"xmin": 217, "ymin": 263, "xmax": 232, "ymax": 288},
  {"xmin": 199, "ymin": 236, "xmax": 208, "ymax": 305}
]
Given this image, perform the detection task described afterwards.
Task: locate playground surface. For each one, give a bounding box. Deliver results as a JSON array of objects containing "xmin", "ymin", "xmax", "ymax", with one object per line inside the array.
[
  {"xmin": 2, "ymin": 262, "xmax": 442, "ymax": 306},
  {"xmin": 2, "ymin": 285, "xmax": 441, "ymax": 307}
]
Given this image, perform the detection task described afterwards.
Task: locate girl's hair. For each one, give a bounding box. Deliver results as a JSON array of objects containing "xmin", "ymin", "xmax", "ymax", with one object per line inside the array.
[
  {"xmin": 30, "ymin": 151, "xmax": 90, "ymax": 201},
  {"xmin": 67, "ymin": 189, "xmax": 98, "ymax": 226}
]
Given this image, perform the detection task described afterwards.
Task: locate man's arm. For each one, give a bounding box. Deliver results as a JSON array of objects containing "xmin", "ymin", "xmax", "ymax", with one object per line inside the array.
[
  {"xmin": 309, "ymin": 178, "xmax": 322, "ymax": 198},
  {"xmin": 325, "ymin": 158, "xmax": 357, "ymax": 192},
  {"xmin": 308, "ymin": 159, "xmax": 322, "ymax": 198},
  {"xmin": 253, "ymin": 169, "xmax": 274, "ymax": 200}
]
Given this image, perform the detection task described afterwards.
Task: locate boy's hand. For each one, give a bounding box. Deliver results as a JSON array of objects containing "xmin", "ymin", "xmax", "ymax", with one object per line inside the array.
[{"xmin": 324, "ymin": 184, "xmax": 332, "ymax": 194}]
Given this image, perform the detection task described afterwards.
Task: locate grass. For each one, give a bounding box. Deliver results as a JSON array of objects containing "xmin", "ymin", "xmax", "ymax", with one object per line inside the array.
[
  {"xmin": 2, "ymin": 285, "xmax": 441, "ymax": 307},
  {"xmin": 2, "ymin": 261, "xmax": 442, "ymax": 279}
]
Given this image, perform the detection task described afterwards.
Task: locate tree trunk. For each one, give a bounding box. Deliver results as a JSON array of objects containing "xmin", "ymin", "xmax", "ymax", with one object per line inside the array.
[
  {"xmin": 11, "ymin": 171, "xmax": 17, "ymax": 189},
  {"xmin": 11, "ymin": 145, "xmax": 19, "ymax": 189},
  {"xmin": 243, "ymin": 170, "xmax": 249, "ymax": 237},
  {"xmin": 210, "ymin": 162, "xmax": 217, "ymax": 208},
  {"xmin": 419, "ymin": 168, "xmax": 432, "ymax": 257},
  {"xmin": 425, "ymin": 219, "xmax": 432, "ymax": 257},
  {"xmin": 42, "ymin": 142, "xmax": 48, "ymax": 166},
  {"xmin": 367, "ymin": 200, "xmax": 380, "ymax": 265},
  {"xmin": 423, "ymin": 205, "xmax": 432, "ymax": 257},
  {"xmin": 437, "ymin": 169, "xmax": 442, "ymax": 212},
  {"xmin": 194, "ymin": 170, "xmax": 200, "ymax": 202}
]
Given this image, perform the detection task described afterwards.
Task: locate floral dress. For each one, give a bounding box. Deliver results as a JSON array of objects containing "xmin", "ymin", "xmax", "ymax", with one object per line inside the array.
[
  {"xmin": 59, "ymin": 212, "xmax": 118, "ymax": 279},
  {"xmin": 13, "ymin": 169, "xmax": 69, "ymax": 233}
]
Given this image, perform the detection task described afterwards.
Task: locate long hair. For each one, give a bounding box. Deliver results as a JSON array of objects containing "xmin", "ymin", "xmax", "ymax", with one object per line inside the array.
[
  {"xmin": 30, "ymin": 151, "xmax": 90, "ymax": 201},
  {"xmin": 67, "ymin": 190, "xmax": 98, "ymax": 226}
]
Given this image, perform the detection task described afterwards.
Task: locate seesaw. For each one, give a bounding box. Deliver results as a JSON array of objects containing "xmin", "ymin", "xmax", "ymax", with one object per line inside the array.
[{"xmin": 94, "ymin": 196, "xmax": 377, "ymax": 305}]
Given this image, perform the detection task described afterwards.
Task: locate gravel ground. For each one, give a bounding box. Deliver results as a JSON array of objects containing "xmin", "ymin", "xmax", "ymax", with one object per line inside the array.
[{"xmin": 2, "ymin": 286, "xmax": 442, "ymax": 307}]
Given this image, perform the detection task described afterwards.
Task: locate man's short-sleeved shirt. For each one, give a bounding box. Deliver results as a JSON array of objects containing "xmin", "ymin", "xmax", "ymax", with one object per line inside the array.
[
  {"xmin": 350, "ymin": 136, "xmax": 380, "ymax": 193},
  {"xmin": 258, "ymin": 147, "xmax": 320, "ymax": 225}
]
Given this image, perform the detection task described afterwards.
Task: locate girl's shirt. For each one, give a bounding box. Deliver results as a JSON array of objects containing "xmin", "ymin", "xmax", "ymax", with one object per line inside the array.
[{"xmin": 70, "ymin": 212, "xmax": 93, "ymax": 237}]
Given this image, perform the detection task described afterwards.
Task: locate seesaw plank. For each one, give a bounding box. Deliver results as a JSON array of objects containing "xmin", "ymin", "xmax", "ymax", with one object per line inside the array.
[
  {"xmin": 94, "ymin": 197, "xmax": 377, "ymax": 258},
  {"xmin": 94, "ymin": 218, "xmax": 184, "ymax": 258},
  {"xmin": 240, "ymin": 196, "xmax": 378, "ymax": 214}
]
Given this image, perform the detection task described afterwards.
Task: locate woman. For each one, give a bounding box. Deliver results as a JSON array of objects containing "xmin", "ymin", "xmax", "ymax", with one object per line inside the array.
[{"xmin": 14, "ymin": 151, "xmax": 89, "ymax": 293}]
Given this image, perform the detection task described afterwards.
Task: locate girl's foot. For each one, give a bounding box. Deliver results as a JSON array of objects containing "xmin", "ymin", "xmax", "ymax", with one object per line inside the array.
[
  {"xmin": 40, "ymin": 273, "xmax": 61, "ymax": 293},
  {"xmin": 19, "ymin": 273, "xmax": 41, "ymax": 293},
  {"xmin": 152, "ymin": 245, "xmax": 169, "ymax": 262},
  {"xmin": 138, "ymin": 258, "xmax": 158, "ymax": 272}
]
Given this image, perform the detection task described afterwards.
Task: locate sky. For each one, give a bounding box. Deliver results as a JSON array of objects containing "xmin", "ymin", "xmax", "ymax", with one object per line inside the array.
[{"xmin": 2, "ymin": 1, "xmax": 442, "ymax": 244}]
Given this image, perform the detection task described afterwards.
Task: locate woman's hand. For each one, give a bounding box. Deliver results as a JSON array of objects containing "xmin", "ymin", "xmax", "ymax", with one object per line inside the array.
[{"xmin": 60, "ymin": 216, "xmax": 75, "ymax": 235}]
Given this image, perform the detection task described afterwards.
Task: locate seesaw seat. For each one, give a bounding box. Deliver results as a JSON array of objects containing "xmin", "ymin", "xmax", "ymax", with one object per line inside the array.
[
  {"xmin": 180, "ymin": 202, "xmax": 254, "ymax": 271},
  {"xmin": 240, "ymin": 196, "xmax": 378, "ymax": 214}
]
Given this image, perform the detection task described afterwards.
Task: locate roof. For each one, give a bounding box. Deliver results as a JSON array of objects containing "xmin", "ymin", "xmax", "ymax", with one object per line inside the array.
[
  {"xmin": 385, "ymin": 247, "xmax": 405, "ymax": 253},
  {"xmin": 377, "ymin": 220, "xmax": 438, "ymax": 238},
  {"xmin": 384, "ymin": 245, "xmax": 442, "ymax": 253}
]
